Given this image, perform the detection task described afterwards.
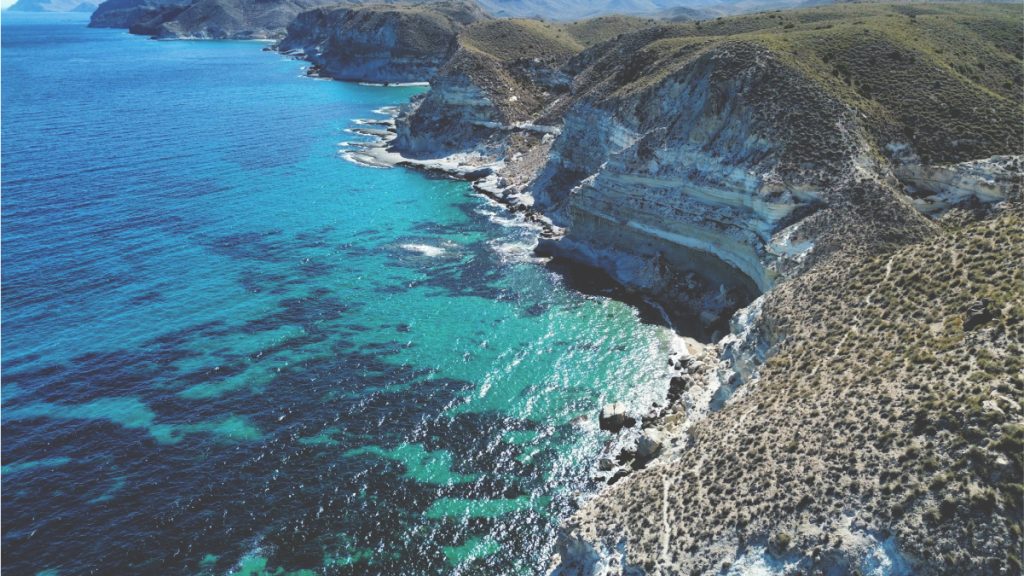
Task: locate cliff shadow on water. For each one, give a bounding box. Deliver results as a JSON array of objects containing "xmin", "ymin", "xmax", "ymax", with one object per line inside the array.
[{"xmin": 542, "ymin": 250, "xmax": 761, "ymax": 343}]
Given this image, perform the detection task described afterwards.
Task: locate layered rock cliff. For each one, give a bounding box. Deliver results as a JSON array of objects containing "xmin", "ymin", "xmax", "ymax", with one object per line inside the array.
[
  {"xmin": 278, "ymin": 0, "xmax": 487, "ymax": 83},
  {"xmin": 392, "ymin": 18, "xmax": 636, "ymax": 159},
  {"xmin": 533, "ymin": 41, "xmax": 883, "ymax": 332}
]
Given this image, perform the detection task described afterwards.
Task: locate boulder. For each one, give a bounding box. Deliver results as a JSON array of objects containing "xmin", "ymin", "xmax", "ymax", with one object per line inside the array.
[
  {"xmin": 668, "ymin": 375, "xmax": 692, "ymax": 398},
  {"xmin": 637, "ymin": 430, "xmax": 665, "ymax": 460},
  {"xmin": 963, "ymin": 299, "xmax": 994, "ymax": 330},
  {"xmin": 599, "ymin": 402, "xmax": 635, "ymax": 433}
]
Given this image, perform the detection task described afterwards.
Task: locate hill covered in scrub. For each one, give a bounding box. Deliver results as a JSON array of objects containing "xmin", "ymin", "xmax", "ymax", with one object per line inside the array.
[
  {"xmin": 377, "ymin": 3, "xmax": 1022, "ymax": 572},
  {"xmin": 578, "ymin": 1, "xmax": 1022, "ymax": 164},
  {"xmin": 558, "ymin": 203, "xmax": 1023, "ymax": 575},
  {"xmin": 429, "ymin": 1, "xmax": 1022, "ymax": 163}
]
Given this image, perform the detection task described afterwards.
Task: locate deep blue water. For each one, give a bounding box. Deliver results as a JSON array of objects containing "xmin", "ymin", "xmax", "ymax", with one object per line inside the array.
[{"xmin": 1, "ymin": 13, "xmax": 674, "ymax": 575}]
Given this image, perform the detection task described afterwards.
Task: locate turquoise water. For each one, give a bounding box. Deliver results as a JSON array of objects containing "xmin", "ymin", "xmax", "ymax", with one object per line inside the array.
[{"xmin": 1, "ymin": 13, "xmax": 674, "ymax": 575}]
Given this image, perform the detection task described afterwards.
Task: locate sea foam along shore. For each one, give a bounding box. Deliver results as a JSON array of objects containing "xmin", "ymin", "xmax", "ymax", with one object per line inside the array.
[{"xmin": 341, "ymin": 105, "xmax": 563, "ymax": 241}]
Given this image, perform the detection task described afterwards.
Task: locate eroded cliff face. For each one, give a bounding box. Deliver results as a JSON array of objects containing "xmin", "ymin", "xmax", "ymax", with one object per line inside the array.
[
  {"xmin": 892, "ymin": 154, "xmax": 1023, "ymax": 215},
  {"xmin": 393, "ymin": 50, "xmax": 505, "ymax": 156},
  {"xmin": 532, "ymin": 43, "xmax": 912, "ymax": 332},
  {"xmin": 279, "ymin": 2, "xmax": 487, "ymax": 83}
]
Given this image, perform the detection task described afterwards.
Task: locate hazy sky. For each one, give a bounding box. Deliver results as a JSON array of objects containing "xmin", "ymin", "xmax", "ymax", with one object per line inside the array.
[{"xmin": 2, "ymin": 0, "xmax": 19, "ymax": 8}]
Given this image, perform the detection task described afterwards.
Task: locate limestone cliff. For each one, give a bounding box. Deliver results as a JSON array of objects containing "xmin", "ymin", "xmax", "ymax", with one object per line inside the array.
[{"xmin": 533, "ymin": 41, "xmax": 891, "ymax": 332}]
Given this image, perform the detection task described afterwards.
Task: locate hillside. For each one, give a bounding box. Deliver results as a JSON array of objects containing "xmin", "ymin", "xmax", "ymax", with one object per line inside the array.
[
  {"xmin": 559, "ymin": 203, "xmax": 1023, "ymax": 574},
  {"xmin": 386, "ymin": 4, "xmax": 1023, "ymax": 572},
  {"xmin": 562, "ymin": 2, "xmax": 1022, "ymax": 163}
]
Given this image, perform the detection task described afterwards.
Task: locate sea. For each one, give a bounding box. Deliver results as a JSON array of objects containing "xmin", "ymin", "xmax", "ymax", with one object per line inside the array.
[{"xmin": 0, "ymin": 13, "xmax": 675, "ymax": 575}]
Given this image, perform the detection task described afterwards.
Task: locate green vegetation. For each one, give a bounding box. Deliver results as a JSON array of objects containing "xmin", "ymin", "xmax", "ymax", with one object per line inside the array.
[
  {"xmin": 564, "ymin": 15, "xmax": 659, "ymax": 47},
  {"xmin": 459, "ymin": 15, "xmax": 661, "ymax": 63},
  {"xmin": 571, "ymin": 3, "xmax": 1022, "ymax": 163},
  {"xmin": 460, "ymin": 19, "xmax": 579, "ymax": 63}
]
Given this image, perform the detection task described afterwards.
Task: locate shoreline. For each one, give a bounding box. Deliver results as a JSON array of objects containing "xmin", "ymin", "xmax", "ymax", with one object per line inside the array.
[
  {"xmin": 336, "ymin": 96, "xmax": 753, "ymax": 499},
  {"xmin": 339, "ymin": 104, "xmax": 565, "ymax": 242}
]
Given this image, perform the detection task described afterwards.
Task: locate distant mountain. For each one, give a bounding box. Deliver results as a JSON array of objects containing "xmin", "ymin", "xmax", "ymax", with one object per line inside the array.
[{"xmin": 7, "ymin": 0, "xmax": 97, "ymax": 12}]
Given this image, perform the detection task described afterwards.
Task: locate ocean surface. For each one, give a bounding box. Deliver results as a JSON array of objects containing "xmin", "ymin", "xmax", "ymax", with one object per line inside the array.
[{"xmin": 1, "ymin": 13, "xmax": 674, "ymax": 575}]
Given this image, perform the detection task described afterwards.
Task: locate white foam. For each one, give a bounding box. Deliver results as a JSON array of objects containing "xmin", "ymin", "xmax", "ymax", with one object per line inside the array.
[
  {"xmin": 339, "ymin": 151, "xmax": 391, "ymax": 169},
  {"xmin": 725, "ymin": 546, "xmax": 794, "ymax": 575},
  {"xmin": 488, "ymin": 239, "xmax": 537, "ymax": 263},
  {"xmin": 400, "ymin": 244, "xmax": 446, "ymax": 257},
  {"xmin": 358, "ymin": 81, "xmax": 431, "ymax": 87}
]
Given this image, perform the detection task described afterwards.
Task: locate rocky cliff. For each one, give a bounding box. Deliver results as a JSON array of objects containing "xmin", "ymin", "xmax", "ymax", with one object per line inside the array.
[
  {"xmin": 91, "ymin": 0, "xmax": 351, "ymax": 38},
  {"xmin": 88, "ymin": 0, "xmax": 188, "ymax": 29},
  {"xmin": 533, "ymin": 41, "xmax": 882, "ymax": 332},
  {"xmin": 392, "ymin": 17, "xmax": 649, "ymax": 160},
  {"xmin": 385, "ymin": 4, "xmax": 1022, "ymax": 573},
  {"xmin": 7, "ymin": 0, "xmax": 96, "ymax": 12},
  {"xmin": 278, "ymin": 0, "xmax": 487, "ymax": 83}
]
